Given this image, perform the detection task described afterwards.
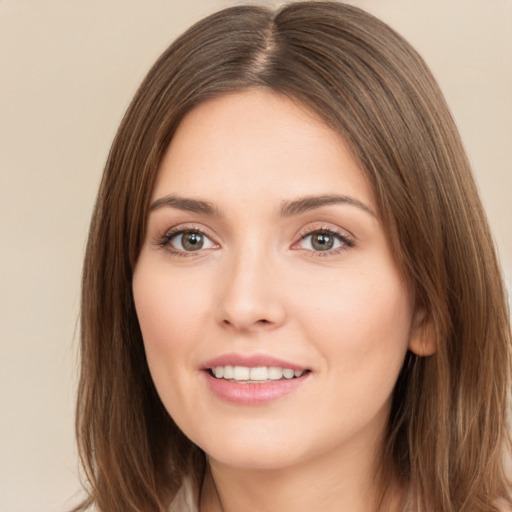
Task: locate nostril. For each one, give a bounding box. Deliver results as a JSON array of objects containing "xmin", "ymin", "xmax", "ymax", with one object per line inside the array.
[{"xmin": 221, "ymin": 317, "xmax": 272, "ymax": 329}]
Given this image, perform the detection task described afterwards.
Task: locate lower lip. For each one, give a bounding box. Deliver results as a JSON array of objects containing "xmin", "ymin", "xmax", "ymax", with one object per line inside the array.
[{"xmin": 203, "ymin": 371, "xmax": 309, "ymax": 405}]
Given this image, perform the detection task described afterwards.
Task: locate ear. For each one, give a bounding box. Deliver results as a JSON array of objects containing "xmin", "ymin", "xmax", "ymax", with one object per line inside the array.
[{"xmin": 408, "ymin": 306, "xmax": 437, "ymax": 356}]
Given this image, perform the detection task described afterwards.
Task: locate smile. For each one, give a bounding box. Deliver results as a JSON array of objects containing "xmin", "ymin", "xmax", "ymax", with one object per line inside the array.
[
  {"xmin": 210, "ymin": 365, "xmax": 306, "ymax": 382},
  {"xmin": 201, "ymin": 354, "xmax": 311, "ymax": 404}
]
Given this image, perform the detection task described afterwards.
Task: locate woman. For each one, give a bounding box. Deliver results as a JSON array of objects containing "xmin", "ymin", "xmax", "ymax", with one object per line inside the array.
[{"xmin": 74, "ymin": 2, "xmax": 511, "ymax": 511}]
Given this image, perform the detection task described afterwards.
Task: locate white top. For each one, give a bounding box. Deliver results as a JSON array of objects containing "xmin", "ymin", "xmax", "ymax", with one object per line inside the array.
[
  {"xmin": 165, "ymin": 477, "xmax": 510, "ymax": 512},
  {"xmin": 168, "ymin": 474, "xmax": 199, "ymax": 512}
]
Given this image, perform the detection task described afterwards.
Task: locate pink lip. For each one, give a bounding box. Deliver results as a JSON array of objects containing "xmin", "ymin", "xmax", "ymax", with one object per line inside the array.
[
  {"xmin": 201, "ymin": 353, "xmax": 306, "ymax": 371},
  {"xmin": 200, "ymin": 353, "xmax": 310, "ymax": 406}
]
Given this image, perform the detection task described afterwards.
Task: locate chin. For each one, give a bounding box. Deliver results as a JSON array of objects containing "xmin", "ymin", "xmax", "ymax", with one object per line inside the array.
[
  {"xmin": 190, "ymin": 425, "xmax": 307, "ymax": 471},
  {"xmin": 205, "ymin": 445, "xmax": 301, "ymax": 471}
]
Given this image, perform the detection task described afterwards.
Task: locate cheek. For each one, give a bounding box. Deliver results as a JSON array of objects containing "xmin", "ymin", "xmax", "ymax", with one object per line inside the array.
[
  {"xmin": 293, "ymin": 263, "xmax": 412, "ymax": 386},
  {"xmin": 132, "ymin": 261, "xmax": 213, "ymax": 412},
  {"xmin": 133, "ymin": 262, "xmax": 209, "ymax": 352}
]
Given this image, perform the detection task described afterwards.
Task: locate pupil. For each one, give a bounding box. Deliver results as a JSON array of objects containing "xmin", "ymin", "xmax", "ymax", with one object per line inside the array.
[
  {"xmin": 183, "ymin": 232, "xmax": 203, "ymax": 251},
  {"xmin": 312, "ymin": 233, "xmax": 334, "ymax": 251}
]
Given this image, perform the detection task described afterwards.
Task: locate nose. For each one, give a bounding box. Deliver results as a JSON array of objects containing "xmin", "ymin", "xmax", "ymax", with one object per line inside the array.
[{"xmin": 215, "ymin": 248, "xmax": 286, "ymax": 332}]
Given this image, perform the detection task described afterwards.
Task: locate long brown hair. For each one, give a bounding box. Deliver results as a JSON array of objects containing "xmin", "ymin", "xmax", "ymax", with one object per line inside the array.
[{"xmin": 75, "ymin": 2, "xmax": 511, "ymax": 511}]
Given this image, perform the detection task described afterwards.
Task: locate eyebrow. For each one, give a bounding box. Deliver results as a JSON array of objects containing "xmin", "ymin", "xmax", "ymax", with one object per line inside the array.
[
  {"xmin": 149, "ymin": 194, "xmax": 221, "ymax": 216},
  {"xmin": 279, "ymin": 194, "xmax": 376, "ymax": 218},
  {"xmin": 149, "ymin": 193, "xmax": 376, "ymax": 218}
]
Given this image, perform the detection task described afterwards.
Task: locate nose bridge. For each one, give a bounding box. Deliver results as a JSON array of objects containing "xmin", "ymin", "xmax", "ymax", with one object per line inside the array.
[{"xmin": 216, "ymin": 235, "xmax": 285, "ymax": 330}]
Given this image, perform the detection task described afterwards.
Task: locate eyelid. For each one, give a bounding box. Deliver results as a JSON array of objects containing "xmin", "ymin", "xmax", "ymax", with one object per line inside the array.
[
  {"xmin": 292, "ymin": 224, "xmax": 355, "ymax": 255},
  {"xmin": 152, "ymin": 221, "xmax": 355, "ymax": 257},
  {"xmin": 154, "ymin": 223, "xmax": 220, "ymax": 255}
]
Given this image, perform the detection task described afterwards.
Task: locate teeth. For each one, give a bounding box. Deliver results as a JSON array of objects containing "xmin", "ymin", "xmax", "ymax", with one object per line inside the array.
[
  {"xmin": 233, "ymin": 366, "xmax": 250, "ymax": 380},
  {"xmin": 250, "ymin": 367, "xmax": 268, "ymax": 381},
  {"xmin": 268, "ymin": 366, "xmax": 283, "ymax": 380},
  {"xmin": 283, "ymin": 368, "xmax": 294, "ymax": 379},
  {"xmin": 212, "ymin": 365, "xmax": 305, "ymax": 381},
  {"xmin": 223, "ymin": 365, "xmax": 234, "ymax": 379}
]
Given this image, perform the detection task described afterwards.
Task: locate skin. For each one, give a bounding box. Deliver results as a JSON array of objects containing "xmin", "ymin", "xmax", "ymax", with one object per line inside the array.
[{"xmin": 132, "ymin": 89, "xmax": 432, "ymax": 512}]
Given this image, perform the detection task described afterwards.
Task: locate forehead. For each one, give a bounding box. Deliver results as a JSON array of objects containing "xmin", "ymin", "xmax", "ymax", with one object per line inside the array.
[{"xmin": 152, "ymin": 89, "xmax": 375, "ymax": 212}]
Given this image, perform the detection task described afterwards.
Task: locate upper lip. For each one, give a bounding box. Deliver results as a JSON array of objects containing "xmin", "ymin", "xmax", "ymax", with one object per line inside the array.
[{"xmin": 201, "ymin": 353, "xmax": 307, "ymax": 371}]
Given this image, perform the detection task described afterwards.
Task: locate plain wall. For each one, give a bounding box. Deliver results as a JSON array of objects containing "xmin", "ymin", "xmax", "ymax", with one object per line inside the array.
[{"xmin": 0, "ymin": 1, "xmax": 510, "ymax": 511}]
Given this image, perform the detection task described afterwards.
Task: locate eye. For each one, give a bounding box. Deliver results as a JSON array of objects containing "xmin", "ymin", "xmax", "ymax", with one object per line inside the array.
[
  {"xmin": 295, "ymin": 228, "xmax": 354, "ymax": 253},
  {"xmin": 164, "ymin": 229, "xmax": 216, "ymax": 253}
]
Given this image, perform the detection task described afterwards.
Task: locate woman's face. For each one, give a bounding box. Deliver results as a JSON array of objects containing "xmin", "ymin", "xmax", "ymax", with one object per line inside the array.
[{"xmin": 133, "ymin": 89, "xmax": 426, "ymax": 471}]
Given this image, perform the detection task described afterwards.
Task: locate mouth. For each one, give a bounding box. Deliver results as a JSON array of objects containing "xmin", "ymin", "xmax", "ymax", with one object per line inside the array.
[
  {"xmin": 207, "ymin": 365, "xmax": 309, "ymax": 383},
  {"xmin": 201, "ymin": 354, "xmax": 311, "ymax": 404}
]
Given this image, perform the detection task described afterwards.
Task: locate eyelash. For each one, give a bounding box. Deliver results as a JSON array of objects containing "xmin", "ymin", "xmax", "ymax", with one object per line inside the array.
[
  {"xmin": 156, "ymin": 225, "xmax": 216, "ymax": 258},
  {"xmin": 295, "ymin": 226, "xmax": 355, "ymax": 257},
  {"xmin": 156, "ymin": 225, "xmax": 355, "ymax": 257}
]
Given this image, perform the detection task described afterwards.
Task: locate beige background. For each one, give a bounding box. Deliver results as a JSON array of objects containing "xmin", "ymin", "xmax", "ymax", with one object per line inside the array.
[{"xmin": 0, "ymin": 1, "xmax": 510, "ymax": 511}]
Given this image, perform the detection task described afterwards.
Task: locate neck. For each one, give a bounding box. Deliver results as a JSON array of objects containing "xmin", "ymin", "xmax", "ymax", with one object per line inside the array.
[{"xmin": 199, "ymin": 431, "xmax": 401, "ymax": 512}]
